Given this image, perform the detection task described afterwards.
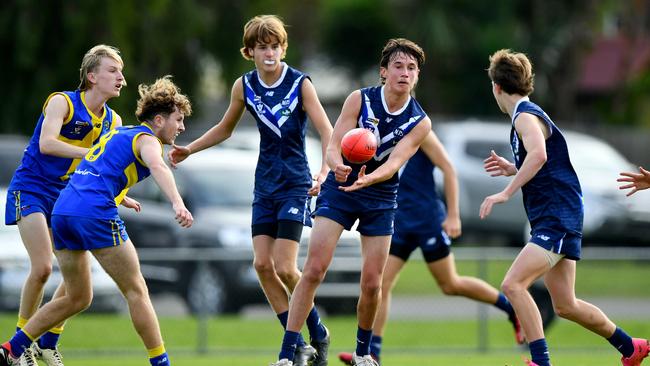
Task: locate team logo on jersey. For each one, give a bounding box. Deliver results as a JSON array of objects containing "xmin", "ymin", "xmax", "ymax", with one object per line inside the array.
[
  {"xmin": 366, "ymin": 117, "xmax": 379, "ymax": 125},
  {"xmin": 254, "ymin": 95, "xmax": 262, "ymax": 102},
  {"xmin": 256, "ymin": 103, "xmax": 264, "ymax": 113},
  {"xmin": 393, "ymin": 127, "xmax": 404, "ymax": 137},
  {"xmin": 265, "ymin": 91, "xmax": 274, "ymax": 96},
  {"xmin": 281, "ymin": 98, "xmax": 291, "ymax": 106},
  {"xmin": 280, "ymin": 108, "xmax": 291, "ymax": 116}
]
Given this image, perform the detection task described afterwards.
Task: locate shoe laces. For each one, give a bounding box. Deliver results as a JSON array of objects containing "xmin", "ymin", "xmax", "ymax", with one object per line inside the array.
[{"xmin": 20, "ymin": 348, "xmax": 37, "ymax": 366}]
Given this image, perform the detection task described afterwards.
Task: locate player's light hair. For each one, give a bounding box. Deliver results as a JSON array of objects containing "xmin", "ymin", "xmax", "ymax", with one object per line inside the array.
[
  {"xmin": 240, "ymin": 15, "xmax": 288, "ymax": 60},
  {"xmin": 135, "ymin": 75, "xmax": 192, "ymax": 123},
  {"xmin": 487, "ymin": 49, "xmax": 535, "ymax": 96},
  {"xmin": 379, "ymin": 38, "xmax": 426, "ymax": 85},
  {"xmin": 78, "ymin": 44, "xmax": 125, "ymax": 91}
]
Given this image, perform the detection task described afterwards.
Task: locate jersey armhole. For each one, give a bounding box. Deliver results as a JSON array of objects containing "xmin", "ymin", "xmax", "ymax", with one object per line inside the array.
[
  {"xmin": 43, "ymin": 92, "xmax": 74, "ymax": 124},
  {"xmin": 132, "ymin": 132, "xmax": 163, "ymax": 167}
]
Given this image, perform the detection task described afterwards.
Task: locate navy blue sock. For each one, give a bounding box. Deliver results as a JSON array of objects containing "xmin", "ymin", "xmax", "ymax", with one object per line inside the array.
[
  {"xmin": 494, "ymin": 293, "xmax": 516, "ymax": 320},
  {"xmin": 529, "ymin": 338, "xmax": 551, "ymax": 366},
  {"xmin": 149, "ymin": 352, "xmax": 170, "ymax": 366},
  {"xmin": 607, "ymin": 327, "xmax": 634, "ymax": 358},
  {"xmin": 355, "ymin": 326, "xmax": 373, "ymax": 357},
  {"xmin": 369, "ymin": 335, "xmax": 382, "ymax": 360},
  {"xmin": 279, "ymin": 330, "xmax": 300, "ymax": 361},
  {"xmin": 277, "ymin": 311, "xmax": 305, "ymax": 347},
  {"xmin": 306, "ymin": 307, "xmax": 327, "ymax": 341}
]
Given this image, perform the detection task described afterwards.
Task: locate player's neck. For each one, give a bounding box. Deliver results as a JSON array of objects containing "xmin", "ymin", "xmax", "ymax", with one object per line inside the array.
[
  {"xmin": 501, "ymin": 93, "xmax": 525, "ymax": 119},
  {"xmin": 83, "ymin": 89, "xmax": 108, "ymax": 117},
  {"xmin": 257, "ymin": 64, "xmax": 284, "ymax": 87},
  {"xmin": 383, "ymin": 86, "xmax": 410, "ymax": 113}
]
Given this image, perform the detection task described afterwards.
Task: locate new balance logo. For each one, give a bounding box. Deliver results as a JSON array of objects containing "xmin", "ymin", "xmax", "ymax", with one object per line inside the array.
[
  {"xmin": 265, "ymin": 91, "xmax": 274, "ymax": 96},
  {"xmin": 536, "ymin": 235, "xmax": 551, "ymax": 241},
  {"xmin": 288, "ymin": 207, "xmax": 299, "ymax": 215},
  {"xmin": 385, "ymin": 117, "xmax": 392, "ymax": 123}
]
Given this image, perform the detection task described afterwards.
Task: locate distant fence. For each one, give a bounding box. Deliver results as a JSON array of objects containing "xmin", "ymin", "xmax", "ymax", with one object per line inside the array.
[{"xmin": 135, "ymin": 246, "xmax": 650, "ymax": 353}]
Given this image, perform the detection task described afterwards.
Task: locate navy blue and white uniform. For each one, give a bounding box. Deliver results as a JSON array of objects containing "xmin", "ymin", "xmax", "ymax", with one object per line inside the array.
[
  {"xmin": 242, "ymin": 63, "xmax": 312, "ymax": 228},
  {"xmin": 315, "ymin": 86, "xmax": 427, "ymax": 236},
  {"xmin": 510, "ymin": 97, "xmax": 583, "ymax": 260},
  {"xmin": 5, "ymin": 90, "xmax": 116, "ymax": 226},
  {"xmin": 51, "ymin": 124, "xmax": 156, "ymax": 251},
  {"xmin": 390, "ymin": 150, "xmax": 451, "ymax": 262}
]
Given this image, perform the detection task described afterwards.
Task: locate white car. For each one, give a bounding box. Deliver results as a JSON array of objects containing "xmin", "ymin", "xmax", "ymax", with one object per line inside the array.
[{"xmin": 0, "ymin": 188, "xmax": 125, "ymax": 312}]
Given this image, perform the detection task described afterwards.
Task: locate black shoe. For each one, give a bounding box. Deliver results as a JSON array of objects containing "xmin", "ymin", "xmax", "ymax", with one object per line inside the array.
[
  {"xmin": 310, "ymin": 326, "xmax": 330, "ymax": 366},
  {"xmin": 293, "ymin": 344, "xmax": 316, "ymax": 366},
  {"xmin": 0, "ymin": 346, "xmax": 14, "ymax": 366}
]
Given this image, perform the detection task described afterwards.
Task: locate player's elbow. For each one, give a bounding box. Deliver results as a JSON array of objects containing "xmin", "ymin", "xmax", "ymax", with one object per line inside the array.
[{"xmin": 39, "ymin": 138, "xmax": 57, "ymax": 155}]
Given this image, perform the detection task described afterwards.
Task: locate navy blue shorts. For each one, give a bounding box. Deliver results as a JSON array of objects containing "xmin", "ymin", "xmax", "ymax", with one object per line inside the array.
[
  {"xmin": 5, "ymin": 190, "xmax": 56, "ymax": 227},
  {"xmin": 529, "ymin": 225, "xmax": 581, "ymax": 260},
  {"xmin": 390, "ymin": 228, "xmax": 451, "ymax": 262},
  {"xmin": 52, "ymin": 214, "xmax": 129, "ymax": 251},
  {"xmin": 252, "ymin": 196, "xmax": 312, "ymax": 227},
  {"xmin": 313, "ymin": 187, "xmax": 396, "ymax": 236}
]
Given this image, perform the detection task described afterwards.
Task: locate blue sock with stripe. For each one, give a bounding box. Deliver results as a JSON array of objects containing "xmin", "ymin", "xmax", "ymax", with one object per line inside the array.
[
  {"xmin": 607, "ymin": 327, "xmax": 634, "ymax": 358},
  {"xmin": 369, "ymin": 335, "xmax": 382, "ymax": 360},
  {"xmin": 494, "ymin": 293, "xmax": 516, "ymax": 321},
  {"xmin": 529, "ymin": 338, "xmax": 551, "ymax": 366},
  {"xmin": 355, "ymin": 326, "xmax": 373, "ymax": 357},
  {"xmin": 8, "ymin": 330, "xmax": 33, "ymax": 358},
  {"xmin": 279, "ymin": 330, "xmax": 300, "ymax": 361},
  {"xmin": 306, "ymin": 307, "xmax": 327, "ymax": 342}
]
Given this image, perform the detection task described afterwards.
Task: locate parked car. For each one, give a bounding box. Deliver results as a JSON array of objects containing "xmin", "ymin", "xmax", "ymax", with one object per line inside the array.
[
  {"xmin": 0, "ymin": 135, "xmax": 29, "ymax": 186},
  {"xmin": 434, "ymin": 120, "xmax": 650, "ymax": 246},
  {"xmin": 0, "ymin": 188, "xmax": 125, "ymax": 312},
  {"xmin": 119, "ymin": 147, "xmax": 361, "ymax": 315}
]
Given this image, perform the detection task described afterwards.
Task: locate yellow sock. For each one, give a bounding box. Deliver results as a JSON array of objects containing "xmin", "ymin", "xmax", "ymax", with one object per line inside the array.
[
  {"xmin": 147, "ymin": 344, "xmax": 166, "ymax": 358},
  {"xmin": 16, "ymin": 317, "xmax": 28, "ymax": 330}
]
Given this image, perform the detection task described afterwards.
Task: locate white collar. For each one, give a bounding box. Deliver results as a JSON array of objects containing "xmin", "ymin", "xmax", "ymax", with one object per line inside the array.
[
  {"xmin": 511, "ymin": 96, "xmax": 530, "ymax": 123},
  {"xmin": 257, "ymin": 62, "xmax": 288, "ymax": 89},
  {"xmin": 381, "ymin": 85, "xmax": 411, "ymax": 116}
]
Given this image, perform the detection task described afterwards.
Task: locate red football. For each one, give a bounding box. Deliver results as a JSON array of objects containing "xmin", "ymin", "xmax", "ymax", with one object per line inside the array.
[{"xmin": 341, "ymin": 128, "xmax": 378, "ymax": 164}]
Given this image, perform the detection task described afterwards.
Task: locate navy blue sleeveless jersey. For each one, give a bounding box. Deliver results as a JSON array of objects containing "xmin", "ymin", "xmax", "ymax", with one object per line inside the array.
[
  {"xmin": 322, "ymin": 85, "xmax": 427, "ymax": 206},
  {"xmin": 394, "ymin": 149, "xmax": 446, "ymax": 232},
  {"xmin": 510, "ymin": 99, "xmax": 583, "ymax": 233},
  {"xmin": 242, "ymin": 63, "xmax": 312, "ymax": 199},
  {"xmin": 53, "ymin": 124, "xmax": 155, "ymax": 220},
  {"xmin": 9, "ymin": 90, "xmax": 116, "ymax": 199}
]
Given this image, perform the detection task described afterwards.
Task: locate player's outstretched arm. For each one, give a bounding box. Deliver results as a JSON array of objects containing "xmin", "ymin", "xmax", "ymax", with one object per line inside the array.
[
  {"xmin": 168, "ymin": 79, "xmax": 246, "ymax": 167},
  {"xmin": 39, "ymin": 94, "xmax": 90, "ymax": 158},
  {"xmin": 618, "ymin": 166, "xmax": 650, "ymax": 196},
  {"xmin": 340, "ymin": 117, "xmax": 431, "ymax": 192},
  {"xmin": 420, "ymin": 130, "xmax": 461, "ymax": 238},
  {"xmin": 302, "ymin": 78, "xmax": 333, "ymax": 195},
  {"xmin": 139, "ymin": 134, "xmax": 193, "ymax": 228}
]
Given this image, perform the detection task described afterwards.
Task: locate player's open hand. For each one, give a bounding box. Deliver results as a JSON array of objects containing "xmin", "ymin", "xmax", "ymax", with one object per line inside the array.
[
  {"xmin": 121, "ymin": 196, "xmax": 141, "ymax": 213},
  {"xmin": 484, "ymin": 150, "xmax": 517, "ymax": 177},
  {"xmin": 479, "ymin": 191, "xmax": 510, "ymax": 219},
  {"xmin": 339, "ymin": 165, "xmax": 371, "ymax": 192},
  {"xmin": 168, "ymin": 144, "xmax": 190, "ymax": 169},
  {"xmin": 173, "ymin": 203, "xmax": 193, "ymax": 228},
  {"xmin": 334, "ymin": 163, "xmax": 352, "ymax": 183},
  {"xmin": 618, "ymin": 166, "xmax": 650, "ymax": 196},
  {"xmin": 308, "ymin": 175, "xmax": 323, "ymax": 196}
]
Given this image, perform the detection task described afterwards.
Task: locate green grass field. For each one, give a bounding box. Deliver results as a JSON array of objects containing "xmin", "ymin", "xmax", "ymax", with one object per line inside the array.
[{"xmin": 1, "ymin": 314, "xmax": 648, "ymax": 366}]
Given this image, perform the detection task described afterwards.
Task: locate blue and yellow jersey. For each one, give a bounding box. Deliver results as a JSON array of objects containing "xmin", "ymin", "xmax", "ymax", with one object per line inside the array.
[
  {"xmin": 242, "ymin": 63, "xmax": 312, "ymax": 199},
  {"xmin": 53, "ymin": 124, "xmax": 157, "ymax": 220},
  {"xmin": 510, "ymin": 98, "xmax": 583, "ymax": 233},
  {"xmin": 322, "ymin": 85, "xmax": 427, "ymax": 205},
  {"xmin": 8, "ymin": 90, "xmax": 116, "ymax": 200}
]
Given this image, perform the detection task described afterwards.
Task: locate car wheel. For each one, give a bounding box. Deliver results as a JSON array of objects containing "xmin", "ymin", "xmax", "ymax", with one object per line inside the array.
[{"xmin": 185, "ymin": 264, "xmax": 228, "ymax": 315}]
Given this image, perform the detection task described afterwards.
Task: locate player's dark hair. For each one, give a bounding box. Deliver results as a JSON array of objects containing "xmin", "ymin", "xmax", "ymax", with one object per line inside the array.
[
  {"xmin": 379, "ymin": 38, "xmax": 425, "ymax": 84},
  {"xmin": 136, "ymin": 75, "xmax": 192, "ymax": 122}
]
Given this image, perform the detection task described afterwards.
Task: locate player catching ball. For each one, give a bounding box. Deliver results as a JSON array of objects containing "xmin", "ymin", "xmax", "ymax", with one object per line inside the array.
[
  {"xmin": 481, "ymin": 48, "xmax": 648, "ymax": 366},
  {"xmin": 269, "ymin": 38, "xmax": 431, "ymax": 366}
]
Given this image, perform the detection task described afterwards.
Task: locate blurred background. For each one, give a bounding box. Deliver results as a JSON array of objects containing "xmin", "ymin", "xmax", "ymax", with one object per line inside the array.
[{"xmin": 1, "ymin": 1, "xmax": 650, "ymax": 365}]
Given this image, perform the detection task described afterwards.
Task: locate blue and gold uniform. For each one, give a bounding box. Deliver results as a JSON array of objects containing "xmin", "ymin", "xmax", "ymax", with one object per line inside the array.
[
  {"xmin": 5, "ymin": 90, "xmax": 116, "ymax": 226},
  {"xmin": 316, "ymin": 86, "xmax": 427, "ymax": 236},
  {"xmin": 390, "ymin": 150, "xmax": 451, "ymax": 262},
  {"xmin": 510, "ymin": 97, "xmax": 583, "ymax": 260},
  {"xmin": 242, "ymin": 63, "xmax": 313, "ymax": 228},
  {"xmin": 51, "ymin": 124, "xmax": 156, "ymax": 250}
]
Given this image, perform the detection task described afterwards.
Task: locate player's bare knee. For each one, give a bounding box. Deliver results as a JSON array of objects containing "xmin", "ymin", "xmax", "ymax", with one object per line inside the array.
[
  {"xmin": 253, "ymin": 258, "xmax": 275, "ymax": 277},
  {"xmin": 553, "ymin": 301, "xmax": 578, "ymax": 319},
  {"xmin": 276, "ymin": 267, "xmax": 300, "ymax": 286},
  {"xmin": 68, "ymin": 291, "xmax": 93, "ymax": 313},
  {"xmin": 500, "ymin": 278, "xmax": 523, "ymax": 298},
  {"xmin": 28, "ymin": 263, "xmax": 53, "ymax": 285},
  {"xmin": 301, "ymin": 264, "xmax": 326, "ymax": 285},
  {"xmin": 360, "ymin": 279, "xmax": 381, "ymax": 297},
  {"xmin": 439, "ymin": 281, "xmax": 460, "ymax": 296}
]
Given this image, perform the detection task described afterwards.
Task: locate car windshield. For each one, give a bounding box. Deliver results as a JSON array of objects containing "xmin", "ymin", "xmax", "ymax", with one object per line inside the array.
[
  {"xmin": 568, "ymin": 136, "xmax": 630, "ymax": 173},
  {"xmin": 187, "ymin": 167, "xmax": 255, "ymax": 207}
]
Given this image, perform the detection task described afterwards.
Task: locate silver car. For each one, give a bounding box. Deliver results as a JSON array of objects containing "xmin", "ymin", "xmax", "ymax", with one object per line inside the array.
[{"xmin": 434, "ymin": 120, "xmax": 650, "ymax": 246}]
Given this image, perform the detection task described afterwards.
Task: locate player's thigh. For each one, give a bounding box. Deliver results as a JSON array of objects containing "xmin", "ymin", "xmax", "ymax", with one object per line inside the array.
[
  {"xmin": 544, "ymin": 258, "xmax": 577, "ymax": 305},
  {"xmin": 427, "ymin": 253, "xmax": 459, "ymax": 285},
  {"xmin": 53, "ymin": 249, "xmax": 92, "ymax": 297},
  {"xmin": 359, "ymin": 234, "xmax": 391, "ymax": 276},
  {"xmin": 17, "ymin": 213, "xmax": 54, "ymax": 267},
  {"xmin": 503, "ymin": 243, "xmax": 551, "ymax": 287},
  {"xmin": 382, "ymin": 255, "xmax": 406, "ymax": 290},
  {"xmin": 91, "ymin": 239, "xmax": 145, "ymax": 293},
  {"xmin": 304, "ymin": 216, "xmax": 344, "ymax": 269}
]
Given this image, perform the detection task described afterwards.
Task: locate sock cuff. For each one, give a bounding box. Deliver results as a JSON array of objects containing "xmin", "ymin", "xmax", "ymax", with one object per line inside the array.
[
  {"xmin": 48, "ymin": 326, "xmax": 65, "ymax": 335},
  {"xmin": 148, "ymin": 344, "xmax": 166, "ymax": 358},
  {"xmin": 16, "ymin": 317, "xmax": 28, "ymax": 329}
]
